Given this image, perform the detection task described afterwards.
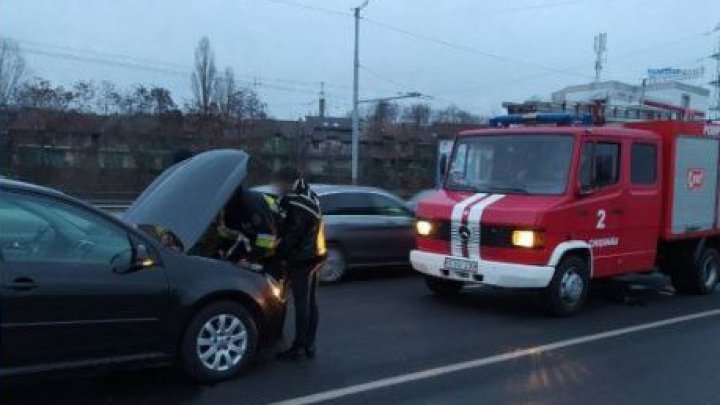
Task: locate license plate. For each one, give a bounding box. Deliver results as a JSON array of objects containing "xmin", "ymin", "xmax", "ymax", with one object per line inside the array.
[{"xmin": 443, "ymin": 257, "xmax": 479, "ymax": 274}]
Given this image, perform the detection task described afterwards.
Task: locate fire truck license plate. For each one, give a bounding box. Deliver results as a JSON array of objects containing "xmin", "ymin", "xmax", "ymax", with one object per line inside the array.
[{"xmin": 444, "ymin": 257, "xmax": 479, "ymax": 274}]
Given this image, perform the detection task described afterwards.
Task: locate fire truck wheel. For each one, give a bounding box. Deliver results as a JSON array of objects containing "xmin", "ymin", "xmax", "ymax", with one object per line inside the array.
[
  {"xmin": 673, "ymin": 247, "xmax": 719, "ymax": 295},
  {"xmin": 319, "ymin": 247, "xmax": 346, "ymax": 284},
  {"xmin": 545, "ymin": 255, "xmax": 590, "ymax": 317},
  {"xmin": 425, "ymin": 276, "xmax": 464, "ymax": 296}
]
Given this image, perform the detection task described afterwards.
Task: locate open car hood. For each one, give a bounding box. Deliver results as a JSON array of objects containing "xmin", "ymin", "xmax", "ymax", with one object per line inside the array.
[{"xmin": 123, "ymin": 149, "xmax": 248, "ymax": 251}]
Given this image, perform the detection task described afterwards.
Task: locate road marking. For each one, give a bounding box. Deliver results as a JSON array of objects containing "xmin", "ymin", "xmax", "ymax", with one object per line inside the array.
[{"xmin": 270, "ymin": 309, "xmax": 720, "ymax": 405}]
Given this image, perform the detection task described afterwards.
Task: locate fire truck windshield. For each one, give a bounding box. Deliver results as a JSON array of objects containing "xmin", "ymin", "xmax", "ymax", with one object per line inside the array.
[{"xmin": 445, "ymin": 134, "xmax": 574, "ymax": 195}]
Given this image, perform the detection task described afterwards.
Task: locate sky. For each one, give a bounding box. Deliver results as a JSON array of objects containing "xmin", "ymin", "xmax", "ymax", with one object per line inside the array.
[{"xmin": 1, "ymin": 0, "xmax": 719, "ymax": 119}]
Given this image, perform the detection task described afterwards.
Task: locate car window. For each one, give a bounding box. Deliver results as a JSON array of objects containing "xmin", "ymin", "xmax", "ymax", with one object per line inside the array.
[
  {"xmin": 0, "ymin": 191, "xmax": 131, "ymax": 265},
  {"xmin": 367, "ymin": 193, "xmax": 411, "ymax": 217},
  {"xmin": 580, "ymin": 142, "xmax": 620, "ymax": 189},
  {"xmin": 631, "ymin": 143, "xmax": 657, "ymax": 185},
  {"xmin": 319, "ymin": 192, "xmax": 374, "ymax": 216}
]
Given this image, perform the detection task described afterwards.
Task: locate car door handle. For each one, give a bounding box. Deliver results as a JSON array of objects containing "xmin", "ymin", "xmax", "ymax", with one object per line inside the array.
[{"xmin": 7, "ymin": 277, "xmax": 38, "ymax": 291}]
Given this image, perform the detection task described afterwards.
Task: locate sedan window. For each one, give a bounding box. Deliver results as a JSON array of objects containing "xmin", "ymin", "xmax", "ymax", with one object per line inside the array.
[
  {"xmin": 319, "ymin": 193, "xmax": 374, "ymax": 216},
  {"xmin": 0, "ymin": 191, "xmax": 131, "ymax": 266},
  {"xmin": 367, "ymin": 194, "xmax": 412, "ymax": 217}
]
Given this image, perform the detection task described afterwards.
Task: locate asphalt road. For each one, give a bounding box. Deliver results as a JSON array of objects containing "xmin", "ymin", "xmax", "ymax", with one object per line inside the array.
[{"xmin": 3, "ymin": 269, "xmax": 720, "ymax": 405}]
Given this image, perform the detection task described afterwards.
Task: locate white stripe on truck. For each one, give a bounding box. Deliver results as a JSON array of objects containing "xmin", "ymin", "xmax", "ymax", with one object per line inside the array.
[{"xmin": 467, "ymin": 194, "xmax": 505, "ymax": 259}]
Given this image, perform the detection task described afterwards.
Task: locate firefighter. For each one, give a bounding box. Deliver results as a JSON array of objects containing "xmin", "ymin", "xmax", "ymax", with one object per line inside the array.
[
  {"xmin": 273, "ymin": 167, "xmax": 326, "ymax": 360},
  {"xmin": 220, "ymin": 187, "xmax": 280, "ymax": 270}
]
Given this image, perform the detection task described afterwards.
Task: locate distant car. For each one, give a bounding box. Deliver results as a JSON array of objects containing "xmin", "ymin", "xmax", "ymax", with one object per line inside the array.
[
  {"xmin": 255, "ymin": 184, "xmax": 416, "ymax": 283},
  {"xmin": 0, "ymin": 150, "xmax": 285, "ymax": 382},
  {"xmin": 406, "ymin": 189, "xmax": 437, "ymax": 213}
]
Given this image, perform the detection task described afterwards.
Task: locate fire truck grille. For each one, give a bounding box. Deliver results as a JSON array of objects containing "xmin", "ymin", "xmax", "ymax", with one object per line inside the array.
[{"xmin": 429, "ymin": 220, "xmax": 513, "ymax": 248}]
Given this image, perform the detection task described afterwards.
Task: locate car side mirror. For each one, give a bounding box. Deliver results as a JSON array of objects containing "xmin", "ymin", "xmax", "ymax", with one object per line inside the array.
[
  {"xmin": 111, "ymin": 244, "xmax": 155, "ymax": 274},
  {"xmin": 133, "ymin": 244, "xmax": 155, "ymax": 269}
]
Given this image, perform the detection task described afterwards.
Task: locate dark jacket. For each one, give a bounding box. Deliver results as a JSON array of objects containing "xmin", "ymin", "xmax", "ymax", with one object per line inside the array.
[
  {"xmin": 223, "ymin": 188, "xmax": 279, "ymax": 262},
  {"xmin": 276, "ymin": 180, "xmax": 324, "ymax": 264}
]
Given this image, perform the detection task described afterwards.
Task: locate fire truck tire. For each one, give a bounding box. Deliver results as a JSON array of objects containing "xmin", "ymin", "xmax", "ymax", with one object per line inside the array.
[
  {"xmin": 545, "ymin": 255, "xmax": 590, "ymax": 317},
  {"xmin": 672, "ymin": 247, "xmax": 719, "ymax": 295},
  {"xmin": 425, "ymin": 276, "xmax": 464, "ymax": 296}
]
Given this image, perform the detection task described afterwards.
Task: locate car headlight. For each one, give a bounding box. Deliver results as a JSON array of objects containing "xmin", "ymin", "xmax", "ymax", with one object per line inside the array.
[
  {"xmin": 416, "ymin": 220, "xmax": 433, "ymax": 236},
  {"xmin": 511, "ymin": 230, "xmax": 545, "ymax": 248},
  {"xmin": 265, "ymin": 274, "xmax": 283, "ymax": 299}
]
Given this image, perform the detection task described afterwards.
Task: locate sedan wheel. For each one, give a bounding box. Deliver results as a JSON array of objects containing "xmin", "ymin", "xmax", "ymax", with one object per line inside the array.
[
  {"xmin": 320, "ymin": 247, "xmax": 346, "ymax": 284},
  {"xmin": 196, "ymin": 314, "xmax": 248, "ymax": 372},
  {"xmin": 181, "ymin": 301, "xmax": 258, "ymax": 382}
]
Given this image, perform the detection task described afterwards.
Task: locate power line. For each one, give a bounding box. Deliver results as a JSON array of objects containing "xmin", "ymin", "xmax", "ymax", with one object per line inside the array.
[
  {"xmin": 435, "ymin": 31, "xmax": 711, "ymax": 96},
  {"xmin": 360, "ymin": 64, "xmax": 413, "ymax": 91},
  {"xmin": 477, "ymin": 0, "xmax": 591, "ymax": 14},
  {"xmin": 252, "ymin": 0, "xmax": 350, "ymax": 17},
  {"xmin": 362, "ymin": 17, "xmax": 593, "ymax": 80},
  {"xmin": 252, "ymin": 0, "xmax": 596, "ymax": 79},
  {"xmin": 13, "ymin": 37, "xmax": 352, "ymax": 92}
]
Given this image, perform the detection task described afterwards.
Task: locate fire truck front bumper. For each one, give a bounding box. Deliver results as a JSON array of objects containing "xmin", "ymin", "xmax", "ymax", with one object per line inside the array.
[{"xmin": 410, "ymin": 250, "xmax": 554, "ymax": 289}]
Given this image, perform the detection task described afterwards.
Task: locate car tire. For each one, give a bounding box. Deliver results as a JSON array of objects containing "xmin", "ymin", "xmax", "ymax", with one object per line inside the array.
[
  {"xmin": 320, "ymin": 246, "xmax": 347, "ymax": 284},
  {"xmin": 545, "ymin": 255, "xmax": 589, "ymax": 317},
  {"xmin": 672, "ymin": 247, "xmax": 719, "ymax": 295},
  {"xmin": 180, "ymin": 301, "xmax": 258, "ymax": 383},
  {"xmin": 425, "ymin": 275, "xmax": 464, "ymax": 296}
]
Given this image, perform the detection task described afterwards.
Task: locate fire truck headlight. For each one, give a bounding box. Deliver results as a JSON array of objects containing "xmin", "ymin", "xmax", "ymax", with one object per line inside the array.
[
  {"xmin": 416, "ymin": 220, "xmax": 433, "ymax": 236},
  {"xmin": 511, "ymin": 230, "xmax": 544, "ymax": 248}
]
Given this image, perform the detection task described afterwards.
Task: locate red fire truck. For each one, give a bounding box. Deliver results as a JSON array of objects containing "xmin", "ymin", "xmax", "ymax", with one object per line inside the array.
[{"xmin": 412, "ymin": 113, "xmax": 720, "ymax": 315}]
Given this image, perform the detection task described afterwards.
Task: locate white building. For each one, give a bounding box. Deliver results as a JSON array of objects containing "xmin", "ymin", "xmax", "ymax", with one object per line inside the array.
[{"xmin": 551, "ymin": 80, "xmax": 710, "ymax": 114}]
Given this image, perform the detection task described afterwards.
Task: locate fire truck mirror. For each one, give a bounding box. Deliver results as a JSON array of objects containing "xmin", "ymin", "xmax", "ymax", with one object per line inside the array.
[{"xmin": 439, "ymin": 155, "xmax": 448, "ymax": 177}]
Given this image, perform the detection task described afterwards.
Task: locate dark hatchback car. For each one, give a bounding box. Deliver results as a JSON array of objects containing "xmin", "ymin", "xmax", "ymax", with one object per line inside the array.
[
  {"xmin": 0, "ymin": 150, "xmax": 285, "ymax": 382},
  {"xmin": 256, "ymin": 184, "xmax": 415, "ymax": 283}
]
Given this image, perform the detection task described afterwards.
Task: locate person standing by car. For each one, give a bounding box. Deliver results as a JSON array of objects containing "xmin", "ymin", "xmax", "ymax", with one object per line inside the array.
[
  {"xmin": 220, "ymin": 188, "xmax": 280, "ymax": 270},
  {"xmin": 272, "ymin": 167, "xmax": 326, "ymax": 360}
]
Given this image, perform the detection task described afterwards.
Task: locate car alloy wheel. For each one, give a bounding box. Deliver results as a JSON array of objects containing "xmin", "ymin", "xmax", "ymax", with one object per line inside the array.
[
  {"xmin": 320, "ymin": 247, "xmax": 346, "ymax": 284},
  {"xmin": 196, "ymin": 314, "xmax": 248, "ymax": 372}
]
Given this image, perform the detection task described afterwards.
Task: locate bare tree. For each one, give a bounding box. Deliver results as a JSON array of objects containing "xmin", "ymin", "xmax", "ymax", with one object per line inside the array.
[
  {"xmin": 149, "ymin": 87, "xmax": 177, "ymax": 115},
  {"xmin": 433, "ymin": 105, "xmax": 482, "ymax": 124},
  {"xmin": 96, "ymin": 80, "xmax": 121, "ymax": 114},
  {"xmin": 237, "ymin": 88, "xmax": 266, "ymax": 121},
  {"xmin": 190, "ymin": 37, "xmax": 217, "ymax": 115},
  {"xmin": 72, "ymin": 80, "xmax": 96, "ymax": 113},
  {"xmin": 215, "ymin": 67, "xmax": 238, "ymax": 119},
  {"xmin": 15, "ymin": 78, "xmax": 75, "ymax": 110},
  {"xmin": 0, "ymin": 38, "xmax": 27, "ymax": 106},
  {"xmin": 402, "ymin": 103, "xmax": 431, "ymax": 127}
]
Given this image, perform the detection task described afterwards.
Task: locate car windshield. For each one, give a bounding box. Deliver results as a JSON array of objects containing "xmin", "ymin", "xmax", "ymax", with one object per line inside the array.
[{"xmin": 445, "ymin": 134, "xmax": 574, "ymax": 195}]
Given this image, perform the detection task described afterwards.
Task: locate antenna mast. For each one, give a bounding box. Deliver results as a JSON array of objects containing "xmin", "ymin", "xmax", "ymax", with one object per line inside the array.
[{"xmin": 594, "ymin": 32, "xmax": 607, "ymax": 83}]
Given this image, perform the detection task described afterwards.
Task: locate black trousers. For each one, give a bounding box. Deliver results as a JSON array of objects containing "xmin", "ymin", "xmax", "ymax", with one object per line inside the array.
[{"xmin": 287, "ymin": 262, "xmax": 320, "ymax": 348}]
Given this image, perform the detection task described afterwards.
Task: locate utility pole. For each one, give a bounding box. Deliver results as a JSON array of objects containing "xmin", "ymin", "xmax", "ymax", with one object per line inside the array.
[
  {"xmin": 710, "ymin": 23, "xmax": 720, "ymax": 120},
  {"xmin": 351, "ymin": 0, "xmax": 369, "ymax": 185},
  {"xmin": 593, "ymin": 32, "xmax": 607, "ymax": 83}
]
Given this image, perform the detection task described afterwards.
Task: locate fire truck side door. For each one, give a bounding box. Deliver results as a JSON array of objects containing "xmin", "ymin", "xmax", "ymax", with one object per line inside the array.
[
  {"xmin": 623, "ymin": 141, "xmax": 661, "ymax": 271},
  {"xmin": 573, "ymin": 140, "xmax": 625, "ymax": 277}
]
